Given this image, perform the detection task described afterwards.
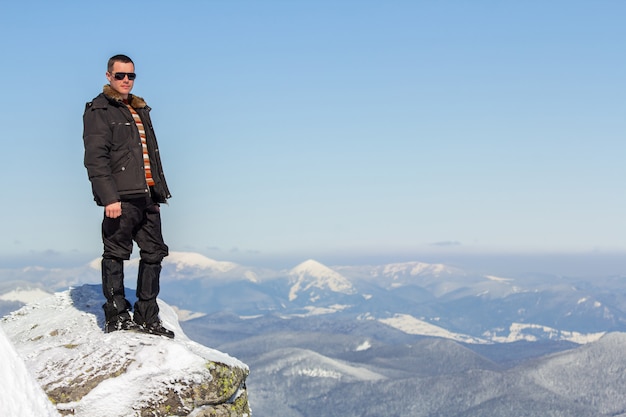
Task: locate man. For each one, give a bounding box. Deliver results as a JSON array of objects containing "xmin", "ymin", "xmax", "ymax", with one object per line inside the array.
[{"xmin": 83, "ymin": 54, "xmax": 174, "ymax": 338}]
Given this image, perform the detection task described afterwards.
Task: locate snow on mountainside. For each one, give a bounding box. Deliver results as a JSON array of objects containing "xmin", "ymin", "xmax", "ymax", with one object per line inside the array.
[
  {"xmin": 9, "ymin": 253, "xmax": 626, "ymax": 417},
  {"xmin": 0, "ymin": 288, "xmax": 52, "ymax": 304},
  {"xmin": 89, "ymin": 252, "xmax": 237, "ymax": 273},
  {"xmin": 166, "ymin": 251, "xmax": 238, "ymax": 273},
  {"xmin": 517, "ymin": 332, "xmax": 626, "ymax": 414},
  {"xmin": 87, "ymin": 252, "xmax": 259, "ymax": 282},
  {"xmin": 382, "ymin": 261, "xmax": 461, "ymax": 278},
  {"xmin": 256, "ymin": 347, "xmax": 386, "ymax": 382},
  {"xmin": 485, "ymin": 322, "xmax": 605, "ymax": 344},
  {"xmin": 2, "ymin": 252, "xmax": 623, "ymax": 346},
  {"xmin": 378, "ymin": 313, "xmax": 489, "ymax": 344},
  {"xmin": 288, "ymin": 259, "xmax": 356, "ymax": 301},
  {"xmin": 337, "ymin": 261, "xmax": 521, "ymax": 300},
  {"xmin": 337, "ymin": 261, "xmax": 466, "ymax": 291}
]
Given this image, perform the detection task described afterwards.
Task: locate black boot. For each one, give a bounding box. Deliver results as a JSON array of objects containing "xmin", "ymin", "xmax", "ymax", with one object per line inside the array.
[
  {"xmin": 101, "ymin": 258, "xmax": 138, "ymax": 332},
  {"xmin": 133, "ymin": 260, "xmax": 174, "ymax": 338},
  {"xmin": 142, "ymin": 321, "xmax": 175, "ymax": 339},
  {"xmin": 133, "ymin": 260, "xmax": 160, "ymax": 325}
]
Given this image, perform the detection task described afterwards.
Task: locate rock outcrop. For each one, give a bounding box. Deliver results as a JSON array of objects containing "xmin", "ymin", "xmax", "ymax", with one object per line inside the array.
[{"xmin": 1, "ymin": 284, "xmax": 250, "ymax": 417}]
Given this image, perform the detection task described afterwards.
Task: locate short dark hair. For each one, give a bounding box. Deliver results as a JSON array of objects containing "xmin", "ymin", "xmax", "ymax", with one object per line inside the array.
[{"xmin": 107, "ymin": 54, "xmax": 134, "ymax": 73}]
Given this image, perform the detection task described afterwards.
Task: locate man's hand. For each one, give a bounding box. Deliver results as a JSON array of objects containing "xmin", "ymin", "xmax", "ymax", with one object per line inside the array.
[{"xmin": 105, "ymin": 202, "xmax": 122, "ymax": 218}]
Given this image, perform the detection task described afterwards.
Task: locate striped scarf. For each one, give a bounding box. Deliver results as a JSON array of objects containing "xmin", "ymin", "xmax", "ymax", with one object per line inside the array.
[{"xmin": 124, "ymin": 102, "xmax": 155, "ymax": 187}]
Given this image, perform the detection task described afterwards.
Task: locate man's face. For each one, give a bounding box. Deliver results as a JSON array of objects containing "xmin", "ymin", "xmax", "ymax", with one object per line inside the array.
[{"xmin": 106, "ymin": 61, "xmax": 135, "ymax": 99}]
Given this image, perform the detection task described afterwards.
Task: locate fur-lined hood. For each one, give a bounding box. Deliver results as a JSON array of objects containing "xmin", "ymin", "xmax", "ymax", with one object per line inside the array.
[{"xmin": 103, "ymin": 84, "xmax": 148, "ymax": 109}]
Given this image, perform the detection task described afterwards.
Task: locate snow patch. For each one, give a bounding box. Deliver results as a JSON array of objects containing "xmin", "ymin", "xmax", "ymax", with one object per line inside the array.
[
  {"xmin": 276, "ymin": 349, "xmax": 386, "ymax": 382},
  {"xmin": 170, "ymin": 305, "xmax": 207, "ymax": 322},
  {"xmin": 297, "ymin": 368, "xmax": 342, "ymax": 379},
  {"xmin": 355, "ymin": 340, "xmax": 372, "ymax": 351},
  {"xmin": 484, "ymin": 322, "xmax": 605, "ymax": 344},
  {"xmin": 382, "ymin": 261, "xmax": 455, "ymax": 278},
  {"xmin": 379, "ymin": 314, "xmax": 489, "ymax": 344},
  {"xmin": 243, "ymin": 270, "xmax": 259, "ymax": 283},
  {"xmin": 289, "ymin": 304, "xmax": 352, "ymax": 317},
  {"xmin": 0, "ymin": 326, "xmax": 60, "ymax": 416},
  {"xmin": 485, "ymin": 275, "xmax": 513, "ymax": 282}
]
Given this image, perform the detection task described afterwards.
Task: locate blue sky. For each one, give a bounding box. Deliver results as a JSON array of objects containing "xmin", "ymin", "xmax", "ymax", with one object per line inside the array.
[{"xmin": 1, "ymin": 1, "xmax": 626, "ymax": 270}]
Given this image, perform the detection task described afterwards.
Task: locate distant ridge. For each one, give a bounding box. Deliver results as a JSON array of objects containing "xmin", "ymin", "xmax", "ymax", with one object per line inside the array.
[{"xmin": 1, "ymin": 251, "xmax": 622, "ymax": 344}]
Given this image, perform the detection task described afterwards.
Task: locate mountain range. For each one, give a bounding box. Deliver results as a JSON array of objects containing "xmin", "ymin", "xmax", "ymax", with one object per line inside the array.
[{"xmin": 2, "ymin": 251, "xmax": 626, "ymax": 416}]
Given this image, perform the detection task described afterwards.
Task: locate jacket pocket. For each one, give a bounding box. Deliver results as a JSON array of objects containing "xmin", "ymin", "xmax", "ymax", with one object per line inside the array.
[
  {"xmin": 109, "ymin": 121, "xmax": 136, "ymax": 151},
  {"xmin": 112, "ymin": 149, "xmax": 146, "ymax": 194},
  {"xmin": 111, "ymin": 149, "xmax": 132, "ymax": 173}
]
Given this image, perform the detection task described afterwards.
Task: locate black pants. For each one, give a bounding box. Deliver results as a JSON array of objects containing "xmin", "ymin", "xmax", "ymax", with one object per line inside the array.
[{"xmin": 101, "ymin": 197, "xmax": 168, "ymax": 325}]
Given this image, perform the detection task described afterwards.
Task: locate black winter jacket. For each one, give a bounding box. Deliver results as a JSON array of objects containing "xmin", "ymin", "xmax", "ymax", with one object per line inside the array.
[{"xmin": 83, "ymin": 85, "xmax": 171, "ymax": 206}]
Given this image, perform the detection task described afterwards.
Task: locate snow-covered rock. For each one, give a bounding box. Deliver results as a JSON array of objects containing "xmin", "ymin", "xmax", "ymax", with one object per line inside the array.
[
  {"xmin": 0, "ymin": 325, "xmax": 61, "ymax": 417},
  {"xmin": 0, "ymin": 285, "xmax": 250, "ymax": 417}
]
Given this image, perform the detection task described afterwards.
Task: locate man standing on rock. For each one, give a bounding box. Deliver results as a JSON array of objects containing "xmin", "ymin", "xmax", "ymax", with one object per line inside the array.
[{"xmin": 83, "ymin": 54, "xmax": 174, "ymax": 338}]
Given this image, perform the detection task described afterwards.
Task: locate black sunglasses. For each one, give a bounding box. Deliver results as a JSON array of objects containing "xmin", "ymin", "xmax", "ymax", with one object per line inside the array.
[{"xmin": 112, "ymin": 72, "xmax": 136, "ymax": 81}]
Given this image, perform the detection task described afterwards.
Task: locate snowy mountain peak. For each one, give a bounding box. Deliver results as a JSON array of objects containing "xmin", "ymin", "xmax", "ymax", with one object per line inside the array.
[
  {"xmin": 165, "ymin": 251, "xmax": 238, "ymax": 272},
  {"xmin": 288, "ymin": 260, "xmax": 356, "ymax": 301},
  {"xmin": 291, "ymin": 259, "xmax": 335, "ymax": 276}
]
